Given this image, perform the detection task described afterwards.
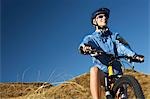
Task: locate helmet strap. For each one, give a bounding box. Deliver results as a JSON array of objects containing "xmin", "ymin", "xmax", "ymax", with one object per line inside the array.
[{"xmin": 96, "ymin": 25, "xmax": 108, "ymax": 33}]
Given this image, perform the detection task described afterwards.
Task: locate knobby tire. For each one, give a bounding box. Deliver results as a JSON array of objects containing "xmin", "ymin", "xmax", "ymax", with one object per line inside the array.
[{"xmin": 112, "ymin": 75, "xmax": 145, "ymax": 99}]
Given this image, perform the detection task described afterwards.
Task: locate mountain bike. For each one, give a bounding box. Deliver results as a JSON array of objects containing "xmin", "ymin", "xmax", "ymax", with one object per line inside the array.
[{"xmin": 88, "ymin": 48, "xmax": 145, "ymax": 99}]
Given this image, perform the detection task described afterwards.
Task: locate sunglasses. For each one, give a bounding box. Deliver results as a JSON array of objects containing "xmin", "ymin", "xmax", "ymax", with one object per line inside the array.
[{"xmin": 97, "ymin": 15, "xmax": 107, "ymax": 19}]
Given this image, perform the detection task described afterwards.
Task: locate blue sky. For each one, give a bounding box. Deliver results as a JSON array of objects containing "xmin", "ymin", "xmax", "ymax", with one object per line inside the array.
[{"xmin": 1, "ymin": 0, "xmax": 149, "ymax": 83}]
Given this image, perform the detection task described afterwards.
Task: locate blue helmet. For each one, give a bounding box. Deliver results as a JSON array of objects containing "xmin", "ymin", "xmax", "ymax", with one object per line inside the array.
[{"xmin": 91, "ymin": 8, "xmax": 110, "ymax": 24}]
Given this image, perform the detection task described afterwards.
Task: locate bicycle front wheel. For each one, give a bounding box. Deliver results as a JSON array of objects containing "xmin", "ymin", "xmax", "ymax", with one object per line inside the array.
[{"xmin": 112, "ymin": 75, "xmax": 145, "ymax": 99}]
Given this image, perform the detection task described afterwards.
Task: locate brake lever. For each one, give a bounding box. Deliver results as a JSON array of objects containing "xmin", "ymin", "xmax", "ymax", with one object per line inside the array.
[{"xmin": 126, "ymin": 58, "xmax": 135, "ymax": 72}]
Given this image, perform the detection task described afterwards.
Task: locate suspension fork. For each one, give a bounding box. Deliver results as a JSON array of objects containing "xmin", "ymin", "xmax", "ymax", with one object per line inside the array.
[
  {"xmin": 104, "ymin": 76, "xmax": 111, "ymax": 96},
  {"xmin": 104, "ymin": 65, "xmax": 114, "ymax": 97}
]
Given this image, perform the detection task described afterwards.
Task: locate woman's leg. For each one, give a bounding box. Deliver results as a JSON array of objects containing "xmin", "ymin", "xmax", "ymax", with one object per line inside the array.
[{"xmin": 90, "ymin": 66, "xmax": 105, "ymax": 99}]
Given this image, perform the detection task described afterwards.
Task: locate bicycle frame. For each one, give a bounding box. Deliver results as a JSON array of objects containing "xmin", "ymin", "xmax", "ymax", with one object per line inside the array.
[{"xmin": 104, "ymin": 58, "xmax": 136, "ymax": 98}]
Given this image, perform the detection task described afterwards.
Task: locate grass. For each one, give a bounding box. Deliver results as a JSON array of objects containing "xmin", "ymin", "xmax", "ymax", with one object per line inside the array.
[{"xmin": 0, "ymin": 69, "xmax": 150, "ymax": 99}]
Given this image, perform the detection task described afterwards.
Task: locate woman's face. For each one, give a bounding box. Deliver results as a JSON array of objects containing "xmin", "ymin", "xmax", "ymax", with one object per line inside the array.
[{"xmin": 95, "ymin": 14, "xmax": 108, "ymax": 28}]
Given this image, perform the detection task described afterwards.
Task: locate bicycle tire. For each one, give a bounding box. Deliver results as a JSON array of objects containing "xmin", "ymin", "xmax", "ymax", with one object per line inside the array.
[
  {"xmin": 112, "ymin": 75, "xmax": 145, "ymax": 99},
  {"xmin": 106, "ymin": 95, "xmax": 113, "ymax": 99}
]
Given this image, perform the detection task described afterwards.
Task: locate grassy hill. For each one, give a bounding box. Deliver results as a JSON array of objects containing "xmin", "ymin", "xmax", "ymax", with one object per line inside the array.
[{"xmin": 0, "ymin": 69, "xmax": 150, "ymax": 99}]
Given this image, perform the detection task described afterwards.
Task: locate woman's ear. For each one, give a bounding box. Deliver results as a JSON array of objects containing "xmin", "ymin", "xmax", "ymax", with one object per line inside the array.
[{"xmin": 92, "ymin": 18, "xmax": 97, "ymax": 25}]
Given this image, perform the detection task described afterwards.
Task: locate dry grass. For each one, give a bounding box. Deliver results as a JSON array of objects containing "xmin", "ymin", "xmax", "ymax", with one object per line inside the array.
[
  {"xmin": 0, "ymin": 69, "xmax": 150, "ymax": 99},
  {"xmin": 0, "ymin": 82, "xmax": 52, "ymax": 99}
]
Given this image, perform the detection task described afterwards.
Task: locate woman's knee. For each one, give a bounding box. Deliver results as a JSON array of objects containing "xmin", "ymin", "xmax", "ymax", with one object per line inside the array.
[{"xmin": 90, "ymin": 66, "xmax": 99, "ymax": 74}]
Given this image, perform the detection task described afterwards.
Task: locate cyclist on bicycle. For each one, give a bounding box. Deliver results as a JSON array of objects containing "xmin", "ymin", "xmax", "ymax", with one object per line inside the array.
[{"xmin": 78, "ymin": 7, "xmax": 144, "ymax": 99}]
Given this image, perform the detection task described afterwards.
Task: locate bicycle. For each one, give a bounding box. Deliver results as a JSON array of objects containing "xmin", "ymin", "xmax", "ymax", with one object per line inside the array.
[{"xmin": 87, "ymin": 48, "xmax": 145, "ymax": 99}]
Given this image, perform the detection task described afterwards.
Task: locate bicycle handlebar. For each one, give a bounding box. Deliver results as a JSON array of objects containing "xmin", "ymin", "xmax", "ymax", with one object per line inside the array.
[{"xmin": 88, "ymin": 48, "xmax": 142, "ymax": 63}]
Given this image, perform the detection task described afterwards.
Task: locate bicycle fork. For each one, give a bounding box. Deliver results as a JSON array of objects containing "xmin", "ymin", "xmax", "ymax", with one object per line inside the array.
[
  {"xmin": 104, "ymin": 77, "xmax": 112, "ymax": 97},
  {"xmin": 104, "ymin": 65, "xmax": 114, "ymax": 98}
]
